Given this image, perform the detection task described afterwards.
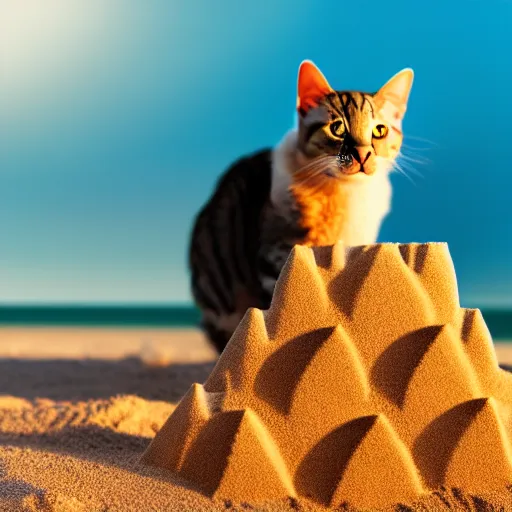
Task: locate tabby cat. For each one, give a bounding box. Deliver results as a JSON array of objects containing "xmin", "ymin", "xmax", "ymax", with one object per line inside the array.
[{"xmin": 189, "ymin": 60, "xmax": 414, "ymax": 353}]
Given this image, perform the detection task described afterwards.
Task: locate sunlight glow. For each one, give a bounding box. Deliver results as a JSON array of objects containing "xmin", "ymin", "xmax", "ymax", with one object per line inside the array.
[{"xmin": 0, "ymin": 0, "xmax": 109, "ymax": 103}]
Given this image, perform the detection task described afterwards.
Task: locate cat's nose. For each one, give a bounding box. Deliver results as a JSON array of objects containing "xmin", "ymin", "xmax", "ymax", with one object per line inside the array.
[{"xmin": 351, "ymin": 146, "xmax": 372, "ymax": 164}]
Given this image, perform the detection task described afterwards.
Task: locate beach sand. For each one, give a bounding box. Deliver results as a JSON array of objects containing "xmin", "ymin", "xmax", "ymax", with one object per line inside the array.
[
  {"xmin": 0, "ymin": 327, "xmax": 219, "ymax": 511},
  {"xmin": 0, "ymin": 325, "xmax": 511, "ymax": 511}
]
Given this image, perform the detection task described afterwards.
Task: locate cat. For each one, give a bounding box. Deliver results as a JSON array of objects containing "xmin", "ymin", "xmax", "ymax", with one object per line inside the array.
[{"xmin": 189, "ymin": 60, "xmax": 414, "ymax": 353}]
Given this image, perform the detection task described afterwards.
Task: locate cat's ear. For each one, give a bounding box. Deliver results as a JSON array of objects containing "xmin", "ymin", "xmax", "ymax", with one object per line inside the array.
[
  {"xmin": 297, "ymin": 60, "xmax": 334, "ymax": 115},
  {"xmin": 374, "ymin": 68, "xmax": 414, "ymax": 120}
]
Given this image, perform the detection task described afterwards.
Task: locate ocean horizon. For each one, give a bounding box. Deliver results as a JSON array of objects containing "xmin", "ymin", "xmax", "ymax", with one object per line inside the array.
[{"xmin": 0, "ymin": 304, "xmax": 511, "ymax": 341}]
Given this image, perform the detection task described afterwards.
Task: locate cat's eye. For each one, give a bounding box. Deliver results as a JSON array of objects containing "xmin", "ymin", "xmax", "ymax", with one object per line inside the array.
[
  {"xmin": 329, "ymin": 120, "xmax": 345, "ymax": 138},
  {"xmin": 372, "ymin": 124, "xmax": 389, "ymax": 139}
]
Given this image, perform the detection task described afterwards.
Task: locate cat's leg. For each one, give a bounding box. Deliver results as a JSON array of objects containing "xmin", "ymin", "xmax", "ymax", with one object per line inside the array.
[
  {"xmin": 200, "ymin": 315, "xmax": 231, "ymax": 354},
  {"xmin": 256, "ymin": 241, "xmax": 294, "ymax": 308},
  {"xmin": 200, "ymin": 309, "xmax": 244, "ymax": 354}
]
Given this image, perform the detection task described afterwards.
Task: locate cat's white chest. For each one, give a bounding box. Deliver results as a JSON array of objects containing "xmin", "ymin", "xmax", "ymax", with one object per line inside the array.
[{"xmin": 338, "ymin": 172, "xmax": 392, "ymax": 247}]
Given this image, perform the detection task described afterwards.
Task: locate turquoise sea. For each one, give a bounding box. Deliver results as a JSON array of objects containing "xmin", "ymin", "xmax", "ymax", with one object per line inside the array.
[{"xmin": 0, "ymin": 305, "xmax": 510, "ymax": 341}]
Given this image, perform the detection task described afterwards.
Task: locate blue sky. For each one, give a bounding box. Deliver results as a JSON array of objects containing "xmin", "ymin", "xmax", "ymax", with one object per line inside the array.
[{"xmin": 0, "ymin": 0, "xmax": 511, "ymax": 307}]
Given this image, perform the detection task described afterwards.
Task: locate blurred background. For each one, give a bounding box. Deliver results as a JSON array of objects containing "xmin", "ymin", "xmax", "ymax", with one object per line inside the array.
[{"xmin": 0, "ymin": 0, "xmax": 511, "ymax": 334}]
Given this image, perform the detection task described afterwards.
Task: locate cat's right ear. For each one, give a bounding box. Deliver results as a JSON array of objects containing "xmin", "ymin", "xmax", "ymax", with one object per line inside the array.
[{"xmin": 297, "ymin": 60, "xmax": 334, "ymax": 115}]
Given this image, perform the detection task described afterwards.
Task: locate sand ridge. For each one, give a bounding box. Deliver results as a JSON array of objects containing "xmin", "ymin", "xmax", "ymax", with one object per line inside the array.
[{"xmin": 142, "ymin": 242, "xmax": 512, "ymax": 509}]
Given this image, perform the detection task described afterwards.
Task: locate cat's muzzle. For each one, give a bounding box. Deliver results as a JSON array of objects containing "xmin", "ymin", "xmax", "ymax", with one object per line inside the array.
[{"xmin": 337, "ymin": 146, "xmax": 374, "ymax": 175}]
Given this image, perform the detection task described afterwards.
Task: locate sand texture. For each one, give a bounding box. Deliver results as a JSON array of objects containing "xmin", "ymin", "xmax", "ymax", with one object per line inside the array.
[{"xmin": 142, "ymin": 242, "xmax": 512, "ymax": 510}]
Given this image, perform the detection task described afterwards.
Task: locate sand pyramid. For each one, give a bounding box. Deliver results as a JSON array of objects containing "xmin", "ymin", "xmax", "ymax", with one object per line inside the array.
[{"xmin": 142, "ymin": 242, "xmax": 512, "ymax": 509}]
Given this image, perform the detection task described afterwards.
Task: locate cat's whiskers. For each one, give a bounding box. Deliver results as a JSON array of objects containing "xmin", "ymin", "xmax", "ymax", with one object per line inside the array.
[
  {"xmin": 397, "ymin": 149, "xmax": 429, "ymax": 180},
  {"xmin": 390, "ymin": 160, "xmax": 417, "ymax": 185},
  {"xmin": 296, "ymin": 170, "xmax": 330, "ymax": 192},
  {"xmin": 403, "ymin": 134, "xmax": 438, "ymax": 146},
  {"xmin": 399, "ymin": 152, "xmax": 431, "ymax": 166},
  {"xmin": 401, "ymin": 143, "xmax": 433, "ymax": 153},
  {"xmin": 401, "ymin": 136, "xmax": 437, "ymax": 172},
  {"xmin": 294, "ymin": 155, "xmax": 339, "ymax": 189}
]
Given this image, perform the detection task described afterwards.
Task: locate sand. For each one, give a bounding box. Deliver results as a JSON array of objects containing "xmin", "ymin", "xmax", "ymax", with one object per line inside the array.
[
  {"xmin": 1, "ymin": 244, "xmax": 512, "ymax": 511},
  {"xmin": 142, "ymin": 242, "xmax": 512, "ymax": 511},
  {"xmin": 2, "ymin": 333, "xmax": 510, "ymax": 512}
]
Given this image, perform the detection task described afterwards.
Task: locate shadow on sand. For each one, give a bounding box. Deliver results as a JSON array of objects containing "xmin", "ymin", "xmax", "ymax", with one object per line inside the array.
[{"xmin": 0, "ymin": 357, "xmax": 215, "ymax": 402}]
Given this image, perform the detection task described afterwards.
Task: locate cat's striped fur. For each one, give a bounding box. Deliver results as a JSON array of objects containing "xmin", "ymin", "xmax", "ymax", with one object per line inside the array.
[{"xmin": 189, "ymin": 61, "xmax": 414, "ymax": 353}]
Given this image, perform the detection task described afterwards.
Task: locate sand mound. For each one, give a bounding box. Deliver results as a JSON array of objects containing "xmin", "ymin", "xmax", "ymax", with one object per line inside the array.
[{"xmin": 142, "ymin": 242, "xmax": 512, "ymax": 509}]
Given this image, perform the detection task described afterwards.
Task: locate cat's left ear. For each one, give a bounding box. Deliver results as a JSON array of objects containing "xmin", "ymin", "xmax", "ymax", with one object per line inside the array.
[{"xmin": 374, "ymin": 68, "xmax": 414, "ymax": 120}]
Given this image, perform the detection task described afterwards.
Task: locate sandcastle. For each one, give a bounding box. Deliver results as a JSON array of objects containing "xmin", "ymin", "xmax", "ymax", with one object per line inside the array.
[{"xmin": 142, "ymin": 242, "xmax": 512, "ymax": 509}]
